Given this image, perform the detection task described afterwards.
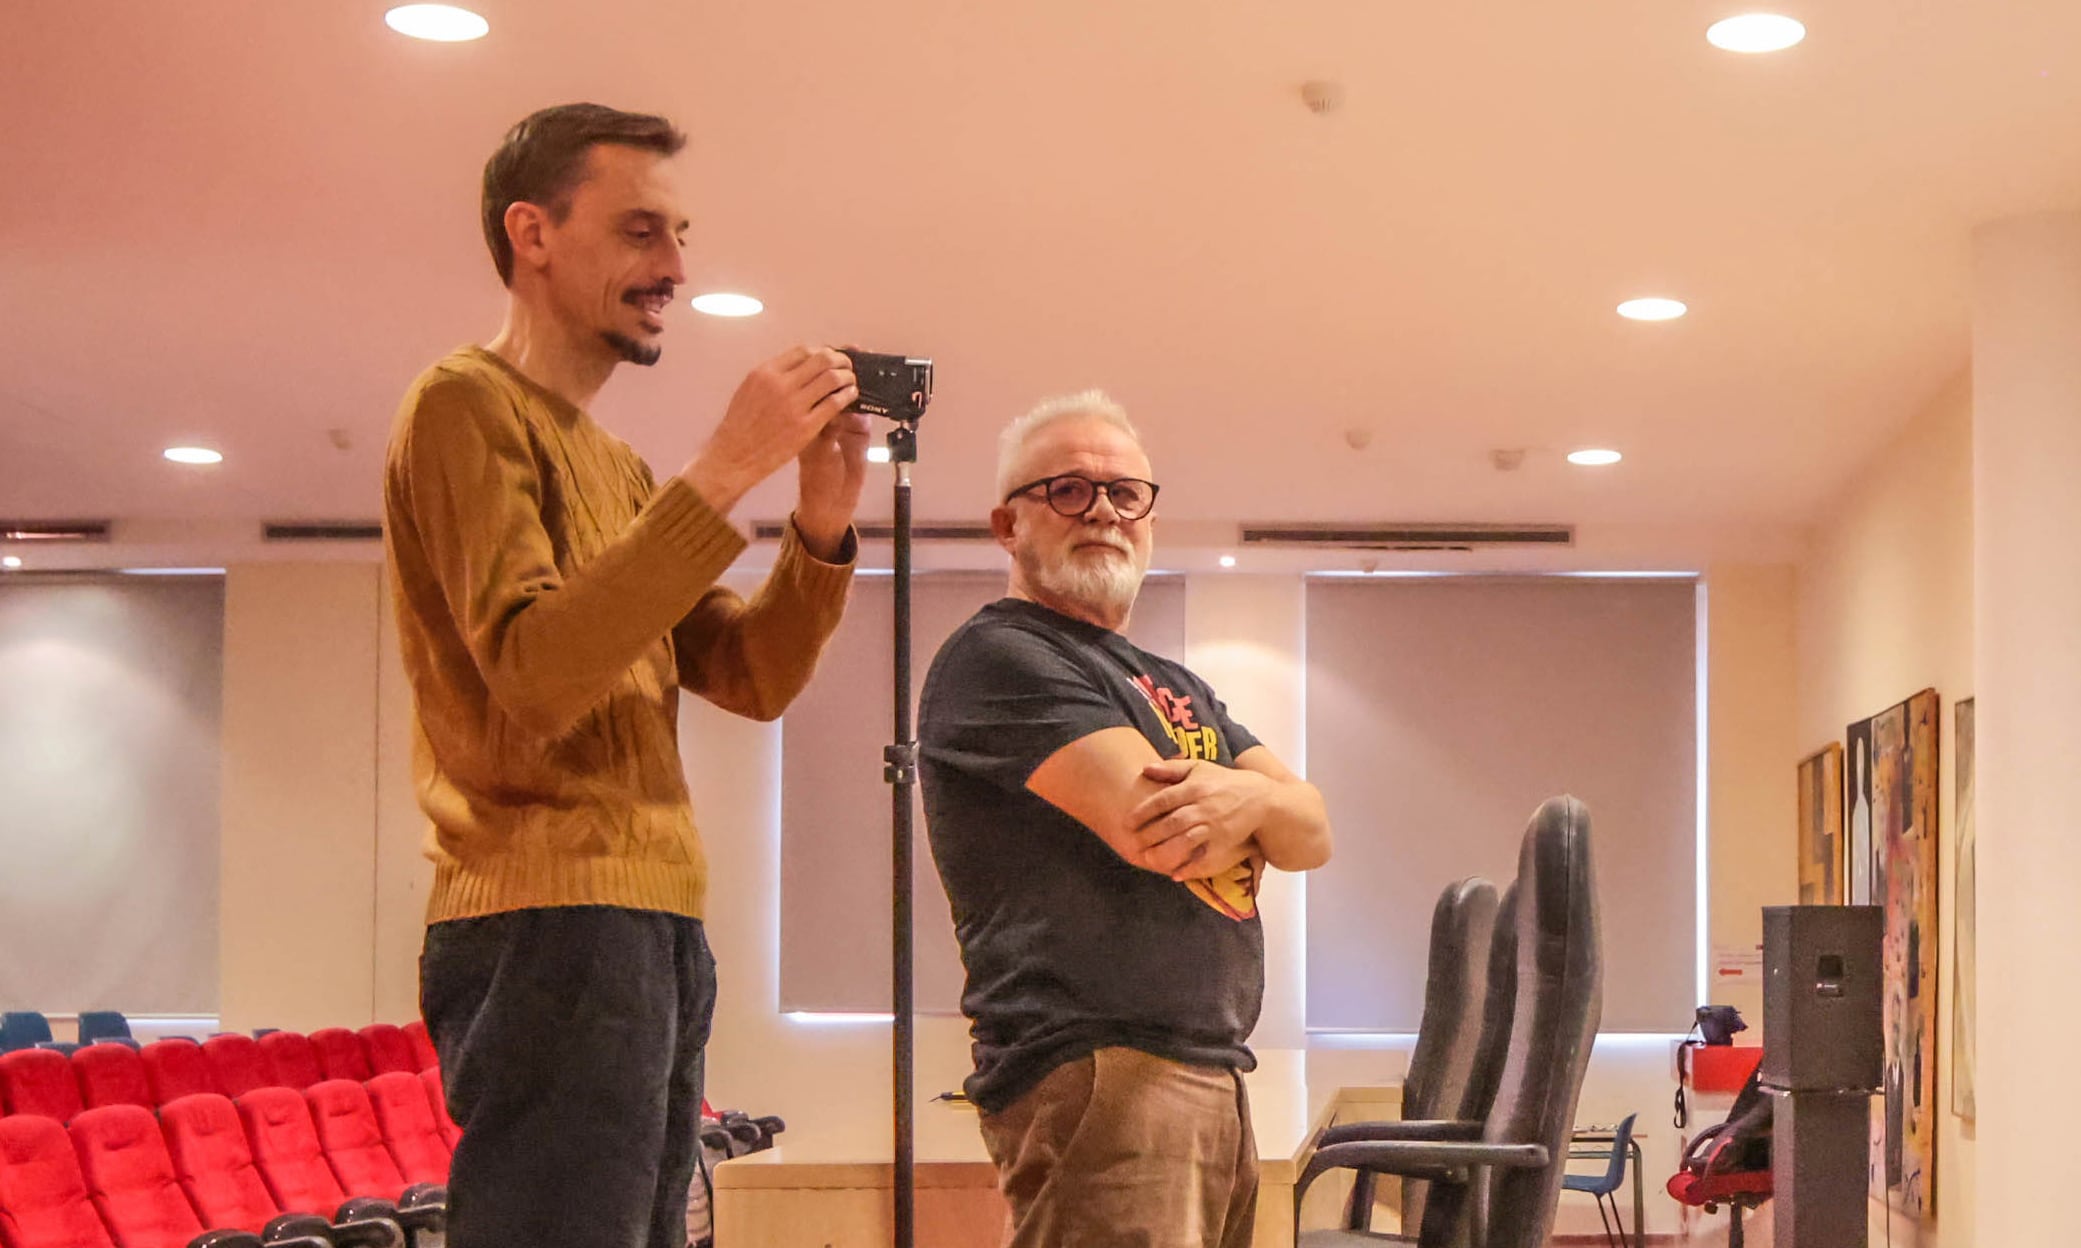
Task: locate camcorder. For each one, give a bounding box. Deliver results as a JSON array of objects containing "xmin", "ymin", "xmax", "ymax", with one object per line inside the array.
[{"xmin": 840, "ymin": 349, "xmax": 934, "ymax": 423}]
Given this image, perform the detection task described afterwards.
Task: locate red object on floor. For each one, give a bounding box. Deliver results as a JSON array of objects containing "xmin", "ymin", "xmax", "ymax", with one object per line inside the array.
[{"xmin": 1684, "ymin": 1044, "xmax": 1764, "ymax": 1094}]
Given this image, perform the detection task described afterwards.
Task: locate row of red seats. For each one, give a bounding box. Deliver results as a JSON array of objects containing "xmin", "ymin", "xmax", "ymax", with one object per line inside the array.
[
  {"xmin": 0, "ymin": 1072, "xmax": 455, "ymax": 1248},
  {"xmin": 0, "ymin": 1025, "xmax": 437, "ymax": 1125}
]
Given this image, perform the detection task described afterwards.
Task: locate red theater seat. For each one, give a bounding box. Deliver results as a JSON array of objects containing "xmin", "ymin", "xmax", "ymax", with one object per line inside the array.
[
  {"xmin": 417, "ymin": 1070, "xmax": 461, "ymax": 1151},
  {"xmin": 357, "ymin": 1027, "xmax": 417, "ymax": 1078},
  {"xmin": 363, "ymin": 1073, "xmax": 449, "ymax": 1187},
  {"xmin": 138, "ymin": 1040, "xmax": 216, "ymax": 1107},
  {"xmin": 69, "ymin": 1104, "xmax": 208, "ymax": 1248},
  {"xmin": 303, "ymin": 1082, "xmax": 406, "ymax": 1202},
  {"xmin": 0, "ymin": 1049, "xmax": 85, "ymax": 1125},
  {"xmin": 74, "ymin": 1044, "xmax": 154, "ymax": 1112},
  {"xmin": 307, "ymin": 1030, "xmax": 372, "ymax": 1085},
  {"xmin": 256, "ymin": 1033, "xmax": 323, "ymax": 1092},
  {"xmin": 0, "ymin": 1114, "xmax": 116, "ymax": 1248},
  {"xmin": 159, "ymin": 1094, "xmax": 278, "ymax": 1235},
  {"xmin": 401, "ymin": 1022, "xmax": 437, "ymax": 1075},
  {"xmin": 236, "ymin": 1088, "xmax": 345, "ymax": 1217},
  {"xmin": 199, "ymin": 1037, "xmax": 271, "ymax": 1101}
]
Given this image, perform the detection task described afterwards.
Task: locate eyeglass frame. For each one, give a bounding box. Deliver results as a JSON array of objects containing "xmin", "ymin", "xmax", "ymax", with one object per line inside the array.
[{"xmin": 1001, "ymin": 473, "xmax": 1162, "ymax": 520}]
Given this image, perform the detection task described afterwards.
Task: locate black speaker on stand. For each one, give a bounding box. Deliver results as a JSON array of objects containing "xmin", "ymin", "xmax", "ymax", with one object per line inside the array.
[{"xmin": 1761, "ymin": 905, "xmax": 1884, "ymax": 1248}]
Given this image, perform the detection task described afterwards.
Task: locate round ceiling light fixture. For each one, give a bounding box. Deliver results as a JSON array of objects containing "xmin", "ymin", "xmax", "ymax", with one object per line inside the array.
[
  {"xmin": 690, "ymin": 292, "xmax": 764, "ymax": 317},
  {"xmin": 1707, "ymin": 14, "xmax": 1806, "ymax": 53},
  {"xmin": 164, "ymin": 446, "xmax": 224, "ymax": 465},
  {"xmin": 1617, "ymin": 297, "xmax": 1688, "ymax": 321},
  {"xmin": 2, "ymin": 556, "xmax": 21, "ymax": 570},
  {"xmin": 384, "ymin": 4, "xmax": 490, "ymax": 42},
  {"xmin": 1567, "ymin": 449, "xmax": 1625, "ymax": 467},
  {"xmin": 1218, "ymin": 554, "xmax": 1238, "ymax": 569}
]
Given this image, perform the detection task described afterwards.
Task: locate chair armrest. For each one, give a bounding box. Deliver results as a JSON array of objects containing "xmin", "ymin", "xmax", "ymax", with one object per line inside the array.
[
  {"xmin": 1318, "ymin": 1118, "xmax": 1485, "ymax": 1147},
  {"xmin": 1295, "ymin": 1139, "xmax": 1552, "ymax": 1212}
]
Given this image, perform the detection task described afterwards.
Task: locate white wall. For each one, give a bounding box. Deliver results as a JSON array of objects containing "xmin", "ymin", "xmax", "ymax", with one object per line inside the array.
[{"xmin": 1794, "ymin": 371, "xmax": 1975, "ymax": 1248}]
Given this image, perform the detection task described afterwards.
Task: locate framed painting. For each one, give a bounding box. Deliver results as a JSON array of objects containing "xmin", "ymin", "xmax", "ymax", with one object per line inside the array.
[
  {"xmin": 1797, "ymin": 743, "xmax": 1845, "ymax": 904},
  {"xmin": 1952, "ymin": 698, "xmax": 1976, "ymax": 1120},
  {"xmin": 1851, "ymin": 688, "xmax": 1940, "ymax": 1219}
]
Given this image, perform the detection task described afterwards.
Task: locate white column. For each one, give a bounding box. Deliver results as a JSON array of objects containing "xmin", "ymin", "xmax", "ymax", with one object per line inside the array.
[
  {"xmin": 1972, "ymin": 212, "xmax": 2081, "ymax": 1246},
  {"xmin": 1184, "ymin": 574, "xmax": 1309, "ymax": 1050}
]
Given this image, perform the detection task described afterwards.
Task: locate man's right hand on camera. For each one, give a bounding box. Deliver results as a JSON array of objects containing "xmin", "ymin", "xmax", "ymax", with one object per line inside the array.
[{"xmin": 680, "ymin": 346, "xmax": 858, "ymax": 516}]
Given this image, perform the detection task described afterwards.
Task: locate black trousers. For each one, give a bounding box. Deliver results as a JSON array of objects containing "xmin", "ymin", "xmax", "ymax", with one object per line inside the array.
[{"xmin": 421, "ymin": 906, "xmax": 716, "ymax": 1248}]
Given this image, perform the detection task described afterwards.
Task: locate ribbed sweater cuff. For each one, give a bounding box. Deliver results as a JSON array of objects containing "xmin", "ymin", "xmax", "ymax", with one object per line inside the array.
[
  {"xmin": 427, "ymin": 855, "xmax": 707, "ymax": 924},
  {"xmin": 630, "ymin": 476, "xmax": 749, "ymax": 599},
  {"xmin": 775, "ymin": 513, "xmax": 859, "ymax": 598}
]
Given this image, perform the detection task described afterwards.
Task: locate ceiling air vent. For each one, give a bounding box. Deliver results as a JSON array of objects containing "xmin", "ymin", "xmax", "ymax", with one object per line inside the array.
[
  {"xmin": 1, "ymin": 520, "xmax": 112, "ymax": 542},
  {"xmin": 752, "ymin": 521, "xmax": 994, "ymax": 543},
  {"xmin": 263, "ymin": 521, "xmax": 384, "ymax": 542},
  {"xmin": 1239, "ymin": 523, "xmax": 1573, "ymax": 553}
]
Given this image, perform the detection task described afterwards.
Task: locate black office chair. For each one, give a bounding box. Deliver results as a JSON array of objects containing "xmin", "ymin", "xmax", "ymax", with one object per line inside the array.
[
  {"xmin": 77, "ymin": 1011, "xmax": 133, "ymax": 1047},
  {"xmin": 1297, "ymin": 796, "xmax": 1604, "ymax": 1248},
  {"xmin": 1344, "ymin": 877, "xmax": 1497, "ymax": 1236}
]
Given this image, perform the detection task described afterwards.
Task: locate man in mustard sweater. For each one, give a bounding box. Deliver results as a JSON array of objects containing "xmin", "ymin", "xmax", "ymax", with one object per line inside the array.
[{"xmin": 383, "ymin": 103, "xmax": 865, "ymax": 1248}]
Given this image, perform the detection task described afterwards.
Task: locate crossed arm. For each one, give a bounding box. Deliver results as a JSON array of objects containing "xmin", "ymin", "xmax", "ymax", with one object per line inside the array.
[{"xmin": 1025, "ymin": 725, "xmax": 1333, "ymax": 879}]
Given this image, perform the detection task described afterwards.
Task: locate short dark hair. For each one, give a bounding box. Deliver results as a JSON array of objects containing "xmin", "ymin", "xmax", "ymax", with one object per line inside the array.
[{"xmin": 480, "ymin": 103, "xmax": 687, "ymax": 286}]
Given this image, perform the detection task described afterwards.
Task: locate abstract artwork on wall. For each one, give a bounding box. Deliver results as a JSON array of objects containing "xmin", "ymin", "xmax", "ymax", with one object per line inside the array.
[
  {"xmin": 1846, "ymin": 717, "xmax": 1875, "ymax": 905},
  {"xmin": 1797, "ymin": 744, "xmax": 1845, "ymax": 904},
  {"xmin": 1850, "ymin": 689, "xmax": 1940, "ymax": 1219},
  {"xmin": 1952, "ymin": 698, "xmax": 1976, "ymax": 1120}
]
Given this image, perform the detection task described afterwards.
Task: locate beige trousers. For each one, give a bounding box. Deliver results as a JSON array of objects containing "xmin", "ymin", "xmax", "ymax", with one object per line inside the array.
[{"xmin": 977, "ymin": 1046, "xmax": 1258, "ymax": 1248}]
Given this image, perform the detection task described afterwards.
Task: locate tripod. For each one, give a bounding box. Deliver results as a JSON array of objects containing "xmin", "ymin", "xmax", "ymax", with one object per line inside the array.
[{"xmin": 880, "ymin": 418, "xmax": 921, "ymax": 1248}]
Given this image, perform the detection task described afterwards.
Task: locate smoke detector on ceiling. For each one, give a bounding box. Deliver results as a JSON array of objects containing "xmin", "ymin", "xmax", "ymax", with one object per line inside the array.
[{"xmin": 1300, "ymin": 80, "xmax": 1345, "ymax": 115}]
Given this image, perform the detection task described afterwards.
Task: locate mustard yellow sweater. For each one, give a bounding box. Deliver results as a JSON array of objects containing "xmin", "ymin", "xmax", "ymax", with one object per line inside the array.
[{"xmin": 383, "ymin": 346, "xmax": 854, "ymax": 924}]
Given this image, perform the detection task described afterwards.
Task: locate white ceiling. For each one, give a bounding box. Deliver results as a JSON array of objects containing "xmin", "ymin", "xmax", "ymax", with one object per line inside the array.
[{"xmin": 3, "ymin": 1, "xmax": 2077, "ymax": 571}]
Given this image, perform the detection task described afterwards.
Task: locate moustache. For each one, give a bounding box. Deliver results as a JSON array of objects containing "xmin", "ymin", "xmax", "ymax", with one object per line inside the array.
[{"xmin": 622, "ymin": 282, "xmax": 677, "ymax": 306}]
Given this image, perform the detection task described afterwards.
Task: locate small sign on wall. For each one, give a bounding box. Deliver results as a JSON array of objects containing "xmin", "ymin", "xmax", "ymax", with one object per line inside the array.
[{"xmin": 1712, "ymin": 943, "xmax": 1764, "ymax": 985}]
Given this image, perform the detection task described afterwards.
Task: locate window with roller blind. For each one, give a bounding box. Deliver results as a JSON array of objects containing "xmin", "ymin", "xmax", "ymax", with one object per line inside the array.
[
  {"xmin": 1303, "ymin": 576, "xmax": 1699, "ymax": 1034},
  {"xmin": 0, "ymin": 577, "xmax": 224, "ymax": 1014},
  {"xmin": 778, "ymin": 572, "xmax": 1186, "ymax": 1015}
]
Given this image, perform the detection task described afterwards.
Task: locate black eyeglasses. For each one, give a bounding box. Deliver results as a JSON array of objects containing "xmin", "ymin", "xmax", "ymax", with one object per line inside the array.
[{"xmin": 1003, "ymin": 474, "xmax": 1160, "ymax": 520}]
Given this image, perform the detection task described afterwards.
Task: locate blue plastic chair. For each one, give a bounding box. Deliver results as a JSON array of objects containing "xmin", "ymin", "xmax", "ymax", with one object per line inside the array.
[
  {"xmin": 76, "ymin": 1011, "xmax": 132, "ymax": 1046},
  {"xmin": 1562, "ymin": 1112, "xmax": 1638, "ymax": 1248},
  {"xmin": 0, "ymin": 1011, "xmax": 54, "ymax": 1053}
]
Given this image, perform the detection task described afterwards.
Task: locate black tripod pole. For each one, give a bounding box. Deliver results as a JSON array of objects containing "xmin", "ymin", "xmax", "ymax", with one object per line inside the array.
[{"xmin": 881, "ymin": 420, "xmax": 920, "ymax": 1248}]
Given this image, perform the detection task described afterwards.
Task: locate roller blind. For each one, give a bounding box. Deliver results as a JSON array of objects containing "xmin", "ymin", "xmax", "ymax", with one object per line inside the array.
[
  {"xmin": 1303, "ymin": 577, "xmax": 1697, "ymax": 1033},
  {"xmin": 0, "ymin": 577, "xmax": 224, "ymax": 1013},
  {"xmin": 779, "ymin": 573, "xmax": 1184, "ymax": 1014}
]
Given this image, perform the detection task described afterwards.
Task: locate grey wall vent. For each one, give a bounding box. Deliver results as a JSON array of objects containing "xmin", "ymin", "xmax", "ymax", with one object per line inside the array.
[
  {"xmin": 752, "ymin": 521, "xmax": 994, "ymax": 543},
  {"xmin": 1, "ymin": 520, "xmax": 112, "ymax": 543},
  {"xmin": 1239, "ymin": 523, "xmax": 1574, "ymax": 552},
  {"xmin": 263, "ymin": 522, "xmax": 385, "ymax": 542}
]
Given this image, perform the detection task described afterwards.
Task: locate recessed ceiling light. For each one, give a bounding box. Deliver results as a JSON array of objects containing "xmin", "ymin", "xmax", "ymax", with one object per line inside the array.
[
  {"xmin": 1707, "ymin": 14, "xmax": 1806, "ymax": 54},
  {"xmin": 690, "ymin": 292, "xmax": 764, "ymax": 317},
  {"xmin": 866, "ymin": 445, "xmax": 893, "ymax": 464},
  {"xmin": 1616, "ymin": 297, "xmax": 1687, "ymax": 321},
  {"xmin": 164, "ymin": 447, "xmax": 224, "ymax": 465},
  {"xmin": 1, "ymin": 556, "xmax": 21, "ymax": 570},
  {"xmin": 1219, "ymin": 554, "xmax": 1237, "ymax": 568},
  {"xmin": 1568, "ymin": 449, "xmax": 1624, "ymax": 467},
  {"xmin": 384, "ymin": 4, "xmax": 489, "ymax": 42}
]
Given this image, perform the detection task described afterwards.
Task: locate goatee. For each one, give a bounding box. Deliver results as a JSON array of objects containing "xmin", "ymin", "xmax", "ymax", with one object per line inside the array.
[{"xmin": 602, "ymin": 330, "xmax": 662, "ymax": 367}]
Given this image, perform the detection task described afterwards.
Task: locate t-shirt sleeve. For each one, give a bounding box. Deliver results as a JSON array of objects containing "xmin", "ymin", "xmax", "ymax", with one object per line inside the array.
[
  {"xmin": 1205, "ymin": 690, "xmax": 1261, "ymax": 762},
  {"xmin": 920, "ymin": 621, "xmax": 1134, "ymax": 792}
]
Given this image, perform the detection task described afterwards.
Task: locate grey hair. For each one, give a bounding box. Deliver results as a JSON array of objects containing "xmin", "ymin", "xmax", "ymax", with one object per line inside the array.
[{"xmin": 994, "ymin": 390, "xmax": 1144, "ymax": 499}]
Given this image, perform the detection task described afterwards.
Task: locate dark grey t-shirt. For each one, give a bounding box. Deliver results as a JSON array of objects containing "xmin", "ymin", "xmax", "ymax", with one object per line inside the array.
[{"xmin": 919, "ymin": 598, "xmax": 1266, "ymax": 1112}]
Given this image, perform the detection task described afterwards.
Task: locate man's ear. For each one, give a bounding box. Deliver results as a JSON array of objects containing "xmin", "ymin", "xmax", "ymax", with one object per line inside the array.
[
  {"xmin": 989, "ymin": 505, "xmax": 1018, "ymax": 554},
  {"xmin": 504, "ymin": 201, "xmax": 552, "ymax": 277}
]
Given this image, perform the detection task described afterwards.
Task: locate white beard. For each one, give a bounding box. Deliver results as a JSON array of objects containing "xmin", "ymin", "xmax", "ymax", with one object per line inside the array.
[{"xmin": 1018, "ymin": 536, "xmax": 1148, "ymax": 624}]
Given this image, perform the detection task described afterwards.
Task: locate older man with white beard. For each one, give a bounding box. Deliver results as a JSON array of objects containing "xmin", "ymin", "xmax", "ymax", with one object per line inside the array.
[{"xmin": 919, "ymin": 391, "xmax": 1334, "ymax": 1248}]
